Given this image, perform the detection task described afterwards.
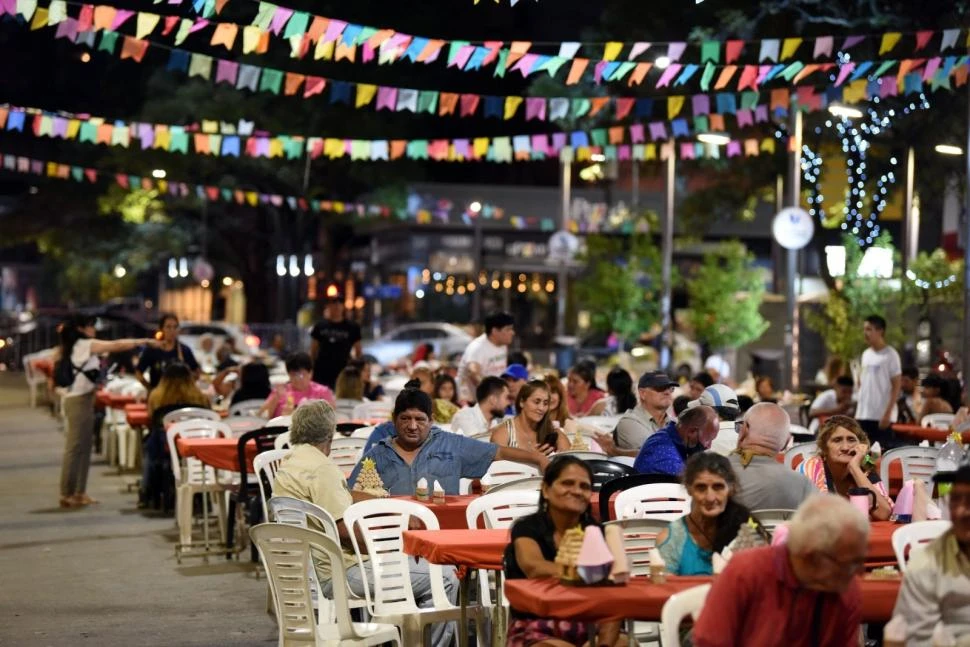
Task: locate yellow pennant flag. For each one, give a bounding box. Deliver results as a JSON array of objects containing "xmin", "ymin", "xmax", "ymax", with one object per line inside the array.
[
  {"xmin": 473, "ymin": 137, "xmax": 489, "ymax": 158},
  {"xmin": 667, "ymin": 96, "xmax": 685, "ymax": 119},
  {"xmin": 268, "ymin": 138, "xmax": 284, "ymax": 158},
  {"xmin": 645, "ymin": 144, "xmax": 657, "ymax": 161},
  {"xmin": 46, "ymin": 162, "xmax": 57, "ymax": 177},
  {"xmin": 504, "ymin": 96, "xmax": 524, "ymax": 120},
  {"xmin": 760, "ymin": 138, "xmax": 775, "ymax": 154},
  {"xmin": 155, "ymin": 126, "xmax": 171, "ymax": 151},
  {"xmin": 136, "ymin": 12, "xmax": 160, "ymax": 40},
  {"xmin": 66, "ymin": 119, "xmax": 80, "ymax": 139},
  {"xmin": 210, "ymin": 22, "xmax": 237, "ymax": 49},
  {"xmin": 880, "ymin": 32, "xmax": 902, "ymax": 55},
  {"xmin": 314, "ymin": 38, "xmax": 334, "ymax": 61},
  {"xmin": 29, "ymin": 6, "xmax": 47, "ymax": 29},
  {"xmin": 603, "ymin": 42, "xmax": 623, "ymax": 61},
  {"xmin": 356, "ymin": 84, "xmax": 377, "ymax": 107},
  {"xmin": 781, "ymin": 38, "xmax": 802, "ymax": 60},
  {"xmin": 843, "ymin": 80, "xmax": 867, "ymax": 104},
  {"xmin": 242, "ymin": 26, "xmax": 262, "ymax": 54},
  {"xmin": 157, "ymin": 180, "xmax": 167, "ymax": 194},
  {"xmin": 201, "ymin": 120, "xmax": 218, "ymax": 134}
]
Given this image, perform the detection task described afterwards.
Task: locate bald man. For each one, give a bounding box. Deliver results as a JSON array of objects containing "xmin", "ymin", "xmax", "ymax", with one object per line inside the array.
[{"xmin": 729, "ymin": 402, "xmax": 815, "ymax": 511}]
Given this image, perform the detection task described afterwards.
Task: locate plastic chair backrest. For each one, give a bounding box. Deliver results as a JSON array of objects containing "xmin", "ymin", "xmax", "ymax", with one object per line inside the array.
[
  {"xmin": 250, "ymin": 523, "xmax": 368, "ymax": 643},
  {"xmin": 751, "ymin": 508, "xmax": 796, "ymax": 534},
  {"xmin": 342, "ymin": 498, "xmax": 451, "ymax": 616},
  {"xmin": 465, "ymin": 489, "xmax": 539, "ymax": 530},
  {"xmin": 253, "ymin": 449, "xmax": 290, "ymax": 522},
  {"xmin": 330, "ymin": 437, "xmax": 367, "ymax": 477},
  {"xmin": 351, "ymin": 401, "xmax": 393, "ymax": 421},
  {"xmin": 880, "ymin": 446, "xmax": 940, "ymax": 489},
  {"xmin": 583, "ymin": 459, "xmax": 635, "ymax": 492},
  {"xmin": 235, "ymin": 426, "xmax": 288, "ymax": 500},
  {"xmin": 166, "ymin": 419, "xmax": 230, "ymax": 483},
  {"xmin": 225, "ymin": 415, "xmax": 266, "ymax": 437},
  {"xmin": 598, "ymin": 473, "xmax": 682, "ymax": 522},
  {"xmin": 558, "ymin": 451, "xmax": 609, "ymax": 461},
  {"xmin": 614, "ymin": 483, "xmax": 691, "ymax": 521},
  {"xmin": 228, "ymin": 398, "xmax": 266, "ymax": 417},
  {"xmin": 892, "ymin": 520, "xmax": 952, "ymax": 572},
  {"xmin": 273, "ymin": 431, "xmax": 291, "ymax": 451},
  {"xmin": 659, "ymin": 584, "xmax": 711, "ymax": 647},
  {"xmin": 922, "ymin": 413, "xmax": 955, "ymax": 430},
  {"xmin": 163, "ymin": 407, "xmax": 221, "ymax": 426},
  {"xmin": 481, "ymin": 461, "xmax": 540, "ymax": 491},
  {"xmin": 267, "ymin": 415, "xmax": 292, "ymax": 429},
  {"xmin": 784, "ymin": 442, "xmax": 816, "ymax": 470},
  {"xmin": 481, "ymin": 476, "xmax": 543, "ymax": 494},
  {"xmin": 603, "ymin": 518, "xmax": 669, "ymax": 577},
  {"xmin": 351, "ymin": 425, "xmax": 376, "ymax": 440}
]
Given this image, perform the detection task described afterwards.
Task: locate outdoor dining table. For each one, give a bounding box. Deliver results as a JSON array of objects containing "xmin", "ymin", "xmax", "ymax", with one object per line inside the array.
[
  {"xmin": 175, "ymin": 436, "xmax": 258, "ymax": 473},
  {"xmin": 392, "ymin": 494, "xmax": 482, "ymax": 530},
  {"xmin": 892, "ymin": 423, "xmax": 970, "ymax": 444},
  {"xmin": 503, "ymin": 575, "xmax": 901, "ymax": 624}
]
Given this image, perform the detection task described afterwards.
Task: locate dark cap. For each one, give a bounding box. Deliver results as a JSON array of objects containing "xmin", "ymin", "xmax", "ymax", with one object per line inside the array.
[{"xmin": 638, "ymin": 371, "xmax": 678, "ymax": 390}]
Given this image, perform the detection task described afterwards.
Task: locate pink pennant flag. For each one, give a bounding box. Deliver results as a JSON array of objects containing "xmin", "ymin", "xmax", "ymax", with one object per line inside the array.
[
  {"xmin": 649, "ymin": 122, "xmax": 668, "ymax": 140},
  {"xmin": 512, "ymin": 53, "xmax": 539, "ymax": 77},
  {"xmin": 376, "ymin": 87, "xmax": 397, "ymax": 111},
  {"xmin": 110, "ymin": 9, "xmax": 134, "ymax": 30},
  {"xmin": 628, "ymin": 42, "xmax": 650, "ymax": 60},
  {"xmin": 841, "ymin": 35, "xmax": 865, "ymax": 50},
  {"xmin": 922, "ymin": 57, "xmax": 941, "ymax": 81},
  {"xmin": 525, "ymin": 97, "xmax": 546, "ymax": 121},
  {"xmin": 162, "ymin": 15, "xmax": 179, "ymax": 35},
  {"xmin": 481, "ymin": 41, "xmax": 502, "ymax": 67},
  {"xmin": 813, "ymin": 36, "xmax": 833, "ymax": 59},
  {"xmin": 680, "ymin": 142, "xmax": 696, "ymax": 159},
  {"xmin": 835, "ymin": 63, "xmax": 855, "ymax": 86},
  {"xmin": 361, "ymin": 40, "xmax": 375, "ymax": 62},
  {"xmin": 737, "ymin": 109, "xmax": 754, "ymax": 127},
  {"xmin": 756, "ymin": 64, "xmax": 773, "ymax": 84},
  {"xmin": 630, "ymin": 124, "xmax": 645, "ymax": 143},
  {"xmin": 531, "ymin": 134, "xmax": 550, "ymax": 155},
  {"xmin": 880, "ymin": 76, "xmax": 898, "ymax": 97},
  {"xmin": 656, "ymin": 64, "xmax": 682, "ymax": 88},
  {"xmin": 450, "ymin": 45, "xmax": 475, "ymax": 69},
  {"xmin": 737, "ymin": 65, "xmax": 760, "ymax": 90},
  {"xmin": 459, "ymin": 94, "xmax": 480, "ymax": 117},
  {"xmin": 667, "ymin": 42, "xmax": 686, "ymax": 62},
  {"xmin": 454, "ymin": 139, "xmax": 471, "ymax": 160},
  {"xmin": 189, "ymin": 18, "xmax": 209, "ymax": 34},
  {"xmin": 594, "ymin": 60, "xmax": 608, "ymax": 84},
  {"xmin": 322, "ymin": 19, "xmax": 346, "ymax": 44},
  {"xmin": 216, "ymin": 59, "xmax": 238, "ymax": 85},
  {"xmin": 54, "ymin": 17, "xmax": 77, "ymax": 40},
  {"xmin": 85, "ymin": 168, "xmax": 97, "ymax": 182},
  {"xmin": 727, "ymin": 141, "xmax": 742, "ymax": 157},
  {"xmin": 618, "ymin": 145, "xmax": 630, "ymax": 161},
  {"xmin": 915, "ymin": 30, "xmax": 933, "ymax": 51},
  {"xmin": 269, "ymin": 7, "xmax": 293, "ymax": 36}
]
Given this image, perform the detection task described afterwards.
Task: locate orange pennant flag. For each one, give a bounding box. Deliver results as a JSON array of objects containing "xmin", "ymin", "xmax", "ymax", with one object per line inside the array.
[
  {"xmin": 416, "ymin": 39, "xmax": 445, "ymax": 63},
  {"xmin": 390, "ymin": 140, "xmax": 407, "ymax": 159},
  {"xmin": 307, "ymin": 16, "xmax": 327, "ymax": 42},
  {"xmin": 194, "ymin": 133, "xmax": 210, "ymax": 154},
  {"xmin": 566, "ymin": 58, "xmax": 589, "ymax": 85},
  {"xmin": 589, "ymin": 97, "xmax": 610, "ymax": 116},
  {"xmin": 92, "ymin": 5, "xmax": 116, "ymax": 31},
  {"xmin": 215, "ymin": 0, "xmax": 229, "ymax": 12},
  {"xmin": 714, "ymin": 65, "xmax": 737, "ymax": 90},
  {"xmin": 794, "ymin": 64, "xmax": 821, "ymax": 84},
  {"xmin": 120, "ymin": 36, "xmax": 149, "ymax": 62},
  {"xmin": 96, "ymin": 124, "xmax": 113, "ymax": 145},
  {"xmin": 284, "ymin": 72, "xmax": 304, "ymax": 96},
  {"xmin": 608, "ymin": 126, "xmax": 624, "ymax": 144},
  {"xmin": 628, "ymin": 62, "xmax": 651, "ymax": 86},
  {"xmin": 439, "ymin": 93, "xmax": 459, "ymax": 115},
  {"xmin": 367, "ymin": 29, "xmax": 394, "ymax": 49},
  {"xmin": 708, "ymin": 114, "xmax": 725, "ymax": 131},
  {"xmin": 506, "ymin": 41, "xmax": 531, "ymax": 67},
  {"xmin": 256, "ymin": 31, "xmax": 270, "ymax": 54},
  {"xmin": 210, "ymin": 23, "xmax": 237, "ymax": 50},
  {"xmin": 335, "ymin": 42, "xmax": 356, "ymax": 62}
]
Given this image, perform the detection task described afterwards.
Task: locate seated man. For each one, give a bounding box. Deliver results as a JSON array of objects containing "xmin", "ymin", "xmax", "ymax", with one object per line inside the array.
[
  {"xmin": 361, "ymin": 379, "xmax": 446, "ymax": 454},
  {"xmin": 918, "ymin": 374, "xmax": 955, "ymax": 422},
  {"xmin": 595, "ymin": 371, "xmax": 677, "ymax": 458},
  {"xmin": 893, "ymin": 460, "xmax": 970, "ymax": 643},
  {"xmin": 808, "ymin": 375, "xmax": 855, "ymax": 433},
  {"xmin": 693, "ymin": 494, "xmax": 868, "ymax": 647},
  {"xmin": 688, "ymin": 384, "xmax": 742, "ymax": 456},
  {"xmin": 350, "ymin": 388, "xmax": 549, "ymax": 495},
  {"xmin": 730, "ymin": 402, "xmax": 815, "ymax": 511},
  {"xmin": 632, "ymin": 405, "xmax": 718, "ymax": 476},
  {"xmin": 450, "ymin": 376, "xmax": 510, "ymax": 437},
  {"xmin": 272, "ymin": 401, "xmax": 459, "ymax": 646}
]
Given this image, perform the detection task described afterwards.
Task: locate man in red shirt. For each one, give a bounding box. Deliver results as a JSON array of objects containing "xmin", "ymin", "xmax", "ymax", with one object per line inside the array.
[{"xmin": 693, "ymin": 494, "xmax": 869, "ymax": 647}]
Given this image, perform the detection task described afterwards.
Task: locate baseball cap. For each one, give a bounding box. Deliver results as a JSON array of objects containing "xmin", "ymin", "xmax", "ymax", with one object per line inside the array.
[
  {"xmin": 638, "ymin": 371, "xmax": 678, "ymax": 390},
  {"xmin": 688, "ymin": 384, "xmax": 740, "ymax": 411},
  {"xmin": 501, "ymin": 364, "xmax": 529, "ymax": 381}
]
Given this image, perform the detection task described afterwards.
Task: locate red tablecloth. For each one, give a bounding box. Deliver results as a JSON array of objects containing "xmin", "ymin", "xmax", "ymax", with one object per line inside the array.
[
  {"xmin": 175, "ymin": 437, "xmax": 258, "ymax": 473},
  {"xmin": 504, "ymin": 576, "xmax": 899, "ymax": 623},
  {"xmin": 391, "ymin": 495, "xmax": 481, "ymax": 530},
  {"xmin": 32, "ymin": 357, "xmax": 53, "ymax": 377},
  {"xmin": 403, "ymin": 529, "xmax": 509, "ymax": 570},
  {"xmin": 125, "ymin": 404, "xmax": 149, "ymax": 427},
  {"xmin": 892, "ymin": 423, "xmax": 970, "ymax": 444}
]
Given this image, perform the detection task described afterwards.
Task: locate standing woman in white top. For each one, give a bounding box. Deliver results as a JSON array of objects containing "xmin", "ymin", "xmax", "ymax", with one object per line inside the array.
[{"xmin": 57, "ymin": 315, "xmax": 159, "ymax": 508}]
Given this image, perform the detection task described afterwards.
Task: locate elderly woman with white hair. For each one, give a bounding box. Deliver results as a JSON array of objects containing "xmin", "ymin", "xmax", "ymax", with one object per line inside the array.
[
  {"xmin": 728, "ymin": 402, "xmax": 816, "ymax": 511},
  {"xmin": 693, "ymin": 494, "xmax": 869, "ymax": 646},
  {"xmin": 272, "ymin": 401, "xmax": 459, "ymax": 647}
]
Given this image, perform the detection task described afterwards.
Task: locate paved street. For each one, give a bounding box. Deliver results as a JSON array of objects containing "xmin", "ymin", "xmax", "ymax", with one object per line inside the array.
[{"xmin": 0, "ymin": 374, "xmax": 275, "ymax": 646}]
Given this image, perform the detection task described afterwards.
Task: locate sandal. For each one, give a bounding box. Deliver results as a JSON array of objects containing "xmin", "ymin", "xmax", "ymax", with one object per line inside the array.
[
  {"xmin": 71, "ymin": 494, "xmax": 100, "ymax": 506},
  {"xmin": 59, "ymin": 496, "xmax": 80, "ymax": 508}
]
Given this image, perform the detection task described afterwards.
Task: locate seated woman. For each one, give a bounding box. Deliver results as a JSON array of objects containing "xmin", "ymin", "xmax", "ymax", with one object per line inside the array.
[
  {"xmin": 353, "ymin": 357, "xmax": 385, "ymax": 401},
  {"xmin": 754, "ymin": 376, "xmax": 778, "ymax": 404},
  {"xmin": 798, "ymin": 415, "xmax": 893, "ymax": 520},
  {"xmin": 504, "ymin": 456, "xmax": 626, "ymax": 647},
  {"xmin": 566, "ymin": 362, "xmax": 605, "ymax": 417},
  {"xmin": 411, "ymin": 366, "xmax": 459, "ymax": 423},
  {"xmin": 544, "ymin": 376, "xmax": 604, "ymax": 453},
  {"xmin": 657, "ymin": 452, "xmax": 765, "ymax": 575},
  {"xmin": 212, "ymin": 361, "xmax": 271, "ymax": 405},
  {"xmin": 918, "ymin": 374, "xmax": 954, "ymax": 422},
  {"xmin": 589, "ymin": 367, "xmax": 637, "ymax": 416},
  {"xmin": 333, "ymin": 365, "xmax": 366, "ymax": 419},
  {"xmin": 434, "ymin": 373, "xmax": 461, "ymax": 408},
  {"xmin": 489, "ymin": 379, "xmax": 569, "ymax": 453},
  {"xmin": 142, "ymin": 362, "xmax": 210, "ymax": 509},
  {"xmin": 259, "ymin": 352, "xmax": 335, "ymax": 418}
]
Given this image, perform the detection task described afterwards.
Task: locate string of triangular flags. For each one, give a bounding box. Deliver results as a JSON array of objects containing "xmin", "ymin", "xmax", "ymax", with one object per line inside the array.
[
  {"xmin": 0, "ymin": 150, "xmax": 568, "ymax": 229},
  {"xmin": 0, "ymin": 102, "xmax": 790, "ymax": 163},
  {"xmin": 11, "ymin": 1, "xmax": 970, "ymax": 91}
]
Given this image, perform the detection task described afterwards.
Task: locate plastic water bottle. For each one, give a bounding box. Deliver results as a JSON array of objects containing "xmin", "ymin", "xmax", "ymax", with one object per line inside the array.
[{"xmin": 935, "ymin": 432, "xmax": 966, "ymax": 497}]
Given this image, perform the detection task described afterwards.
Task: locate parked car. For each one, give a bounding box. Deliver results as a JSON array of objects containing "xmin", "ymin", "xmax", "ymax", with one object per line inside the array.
[
  {"xmin": 577, "ymin": 329, "xmax": 703, "ymax": 377},
  {"xmin": 179, "ymin": 322, "xmax": 260, "ymax": 358},
  {"xmin": 362, "ymin": 322, "xmax": 473, "ymax": 367}
]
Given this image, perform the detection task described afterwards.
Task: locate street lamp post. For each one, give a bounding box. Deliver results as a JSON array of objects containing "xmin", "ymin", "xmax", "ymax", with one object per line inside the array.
[
  {"xmin": 556, "ymin": 152, "xmax": 573, "ymax": 338},
  {"xmin": 659, "ymin": 141, "xmax": 676, "ymax": 370},
  {"xmin": 784, "ymin": 110, "xmax": 803, "ymax": 392},
  {"xmin": 964, "ymin": 82, "xmax": 970, "ymax": 403}
]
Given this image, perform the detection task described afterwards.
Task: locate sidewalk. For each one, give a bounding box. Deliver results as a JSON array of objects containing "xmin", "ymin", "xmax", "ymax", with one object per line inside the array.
[{"xmin": 0, "ymin": 374, "xmax": 275, "ymax": 646}]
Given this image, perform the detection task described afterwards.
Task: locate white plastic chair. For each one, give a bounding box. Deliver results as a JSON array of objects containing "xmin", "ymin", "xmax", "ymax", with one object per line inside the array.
[
  {"xmin": 229, "ymin": 398, "xmax": 267, "ymax": 417},
  {"xmin": 342, "ymin": 498, "xmax": 476, "ymax": 646},
  {"xmin": 163, "ymin": 407, "xmax": 221, "ymax": 426},
  {"xmin": 331, "ymin": 437, "xmax": 367, "ymax": 477},
  {"xmin": 557, "ymin": 450, "xmax": 609, "ymax": 461},
  {"xmin": 167, "ymin": 419, "xmax": 232, "ymax": 546},
  {"xmin": 892, "ymin": 520, "xmax": 952, "ymax": 572},
  {"xmin": 921, "ymin": 413, "xmax": 955, "ymax": 430},
  {"xmin": 274, "ymin": 430, "xmax": 292, "ymax": 451},
  {"xmin": 784, "ymin": 442, "xmax": 817, "ymax": 470},
  {"xmin": 614, "ymin": 483, "xmax": 691, "ymax": 522},
  {"xmin": 462, "ymin": 475, "xmax": 543, "ymax": 494},
  {"xmin": 659, "ymin": 584, "xmax": 712, "ymax": 647},
  {"xmin": 604, "ymin": 518, "xmax": 668, "ymax": 644},
  {"xmin": 465, "ymin": 489, "xmax": 539, "ymax": 530},
  {"xmin": 268, "ymin": 414, "xmax": 292, "ymax": 429},
  {"xmin": 225, "ymin": 415, "xmax": 266, "ymax": 437},
  {"xmin": 23, "ymin": 350, "xmax": 54, "ymax": 408},
  {"xmin": 480, "ymin": 461, "xmax": 540, "ymax": 492},
  {"xmin": 253, "ymin": 449, "xmax": 291, "ymax": 523},
  {"xmin": 351, "ymin": 425, "xmax": 377, "ymax": 440},
  {"xmin": 249, "ymin": 523, "xmax": 401, "ymax": 647},
  {"xmin": 751, "ymin": 509, "xmax": 796, "ymax": 534},
  {"xmin": 352, "ymin": 401, "xmax": 394, "ymax": 421},
  {"xmin": 880, "ymin": 446, "xmax": 940, "ymax": 489}
]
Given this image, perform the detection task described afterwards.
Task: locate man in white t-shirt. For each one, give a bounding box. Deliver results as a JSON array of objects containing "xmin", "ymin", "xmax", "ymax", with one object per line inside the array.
[
  {"xmin": 457, "ymin": 312, "xmax": 515, "ymax": 402},
  {"xmin": 856, "ymin": 315, "xmax": 902, "ymax": 448},
  {"xmin": 450, "ymin": 377, "xmax": 510, "ymax": 437}
]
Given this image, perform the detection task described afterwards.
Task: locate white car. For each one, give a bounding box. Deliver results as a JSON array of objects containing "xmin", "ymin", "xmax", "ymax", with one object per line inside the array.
[
  {"xmin": 362, "ymin": 323, "xmax": 473, "ymax": 367},
  {"xmin": 179, "ymin": 322, "xmax": 260, "ymax": 359}
]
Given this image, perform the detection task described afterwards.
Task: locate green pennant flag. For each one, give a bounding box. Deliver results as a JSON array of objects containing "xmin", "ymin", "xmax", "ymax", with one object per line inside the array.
[
  {"xmin": 169, "ymin": 127, "xmax": 189, "ymax": 153},
  {"xmin": 591, "ymin": 129, "xmax": 607, "ymax": 147},
  {"xmin": 202, "ymin": 0, "xmax": 215, "ymax": 18},
  {"xmin": 78, "ymin": 121, "xmax": 97, "ymax": 144},
  {"xmin": 873, "ymin": 59, "xmax": 896, "ymax": 78},
  {"xmin": 493, "ymin": 49, "xmax": 509, "ymax": 78},
  {"xmin": 98, "ymin": 30, "xmax": 118, "ymax": 54},
  {"xmin": 221, "ymin": 188, "xmax": 232, "ymax": 201},
  {"xmin": 740, "ymin": 92, "xmax": 759, "ymax": 110},
  {"xmin": 71, "ymin": 167, "xmax": 83, "ymax": 182},
  {"xmin": 283, "ymin": 11, "xmax": 309, "ymax": 39},
  {"xmin": 572, "ymin": 98, "xmax": 591, "ymax": 118},
  {"xmin": 609, "ymin": 61, "xmax": 636, "ymax": 82},
  {"xmin": 700, "ymin": 63, "xmax": 716, "ymax": 91},
  {"xmin": 284, "ymin": 138, "xmax": 303, "ymax": 159},
  {"xmin": 694, "ymin": 115, "xmax": 709, "ymax": 132},
  {"xmin": 128, "ymin": 175, "xmax": 141, "ymax": 189},
  {"xmin": 209, "ymin": 134, "xmax": 222, "ymax": 154},
  {"xmin": 259, "ymin": 68, "xmax": 284, "ymax": 94},
  {"xmin": 780, "ymin": 62, "xmax": 804, "ymax": 82},
  {"xmin": 406, "ymin": 139, "xmax": 429, "ymax": 160},
  {"xmin": 604, "ymin": 145, "xmax": 617, "ymax": 160},
  {"xmin": 538, "ymin": 55, "xmax": 568, "ymax": 77},
  {"xmin": 253, "ymin": 2, "xmax": 275, "ymax": 31},
  {"xmin": 701, "ymin": 41, "xmax": 720, "ymax": 64},
  {"xmin": 417, "ymin": 91, "xmax": 438, "ymax": 114},
  {"xmin": 356, "ymin": 26, "xmax": 377, "ymax": 45}
]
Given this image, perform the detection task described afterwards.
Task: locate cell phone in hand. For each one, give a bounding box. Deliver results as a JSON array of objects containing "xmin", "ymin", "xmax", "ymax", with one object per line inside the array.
[{"xmin": 543, "ymin": 432, "xmax": 560, "ymax": 447}]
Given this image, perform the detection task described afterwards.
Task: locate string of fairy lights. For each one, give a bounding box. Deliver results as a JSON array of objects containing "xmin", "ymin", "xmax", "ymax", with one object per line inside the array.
[{"xmin": 417, "ymin": 268, "xmax": 555, "ymax": 298}]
